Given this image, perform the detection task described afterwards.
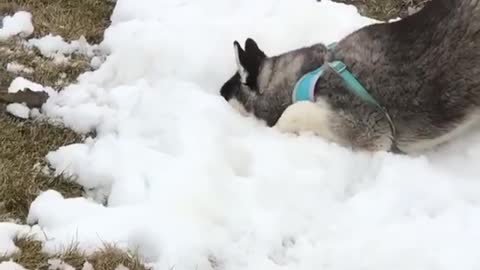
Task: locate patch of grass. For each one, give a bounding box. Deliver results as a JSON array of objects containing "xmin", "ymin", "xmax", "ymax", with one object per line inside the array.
[
  {"xmin": 0, "ymin": 237, "xmax": 48, "ymax": 269},
  {"xmin": 0, "ymin": 0, "xmax": 114, "ymax": 225},
  {"xmin": 56, "ymin": 242, "xmax": 88, "ymax": 269},
  {"xmin": 0, "ymin": 0, "xmax": 114, "ymax": 43},
  {"xmin": 0, "ymin": 0, "xmax": 114, "ymax": 90},
  {"xmin": 331, "ymin": 0, "xmax": 430, "ymax": 20},
  {"xmin": 0, "ymin": 238, "xmax": 150, "ymax": 270},
  {"xmin": 89, "ymin": 245, "xmax": 149, "ymax": 270},
  {"xmin": 0, "ymin": 38, "xmax": 92, "ymax": 91},
  {"xmin": 0, "ymin": 116, "xmax": 83, "ymax": 222}
]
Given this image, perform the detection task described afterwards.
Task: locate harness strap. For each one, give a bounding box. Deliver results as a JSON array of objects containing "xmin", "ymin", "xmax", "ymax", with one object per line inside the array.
[{"xmin": 292, "ymin": 43, "xmax": 404, "ymax": 154}]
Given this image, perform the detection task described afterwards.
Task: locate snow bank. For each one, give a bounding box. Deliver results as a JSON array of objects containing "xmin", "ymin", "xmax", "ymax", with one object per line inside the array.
[
  {"xmin": 10, "ymin": 0, "xmax": 480, "ymax": 269},
  {"xmin": 0, "ymin": 11, "xmax": 34, "ymax": 40}
]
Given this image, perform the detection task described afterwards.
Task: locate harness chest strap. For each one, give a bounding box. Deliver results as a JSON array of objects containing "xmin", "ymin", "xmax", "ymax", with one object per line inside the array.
[{"xmin": 291, "ymin": 46, "xmax": 403, "ymax": 153}]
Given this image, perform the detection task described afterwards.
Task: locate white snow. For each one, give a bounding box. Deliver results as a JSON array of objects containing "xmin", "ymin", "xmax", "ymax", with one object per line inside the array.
[
  {"xmin": 6, "ymin": 103, "xmax": 30, "ymax": 119},
  {"xmin": 0, "ymin": 261, "xmax": 27, "ymax": 270},
  {"xmin": 6, "ymin": 62, "xmax": 34, "ymax": 74},
  {"xmin": 90, "ymin": 56, "xmax": 105, "ymax": 69},
  {"xmin": 1, "ymin": 0, "xmax": 480, "ymax": 270},
  {"xmin": 47, "ymin": 259, "xmax": 76, "ymax": 270},
  {"xmin": 0, "ymin": 11, "xmax": 34, "ymax": 40},
  {"xmin": 27, "ymin": 34, "xmax": 100, "ymax": 59},
  {"xmin": 81, "ymin": 262, "xmax": 94, "ymax": 270},
  {"xmin": 8, "ymin": 77, "xmax": 45, "ymax": 93}
]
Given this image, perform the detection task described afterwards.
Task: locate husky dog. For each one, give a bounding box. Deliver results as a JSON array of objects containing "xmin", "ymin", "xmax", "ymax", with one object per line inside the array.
[{"xmin": 220, "ymin": 0, "xmax": 480, "ymax": 154}]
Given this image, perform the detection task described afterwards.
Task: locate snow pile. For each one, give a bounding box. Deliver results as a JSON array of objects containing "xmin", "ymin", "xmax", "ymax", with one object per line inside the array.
[
  {"xmin": 2, "ymin": 0, "xmax": 480, "ymax": 269},
  {"xmin": 0, "ymin": 11, "xmax": 34, "ymax": 40}
]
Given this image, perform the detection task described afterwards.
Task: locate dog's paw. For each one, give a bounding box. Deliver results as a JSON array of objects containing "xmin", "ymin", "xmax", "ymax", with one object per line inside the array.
[
  {"xmin": 274, "ymin": 110, "xmax": 300, "ymax": 134},
  {"xmin": 274, "ymin": 100, "xmax": 338, "ymax": 142},
  {"xmin": 275, "ymin": 101, "xmax": 323, "ymax": 133}
]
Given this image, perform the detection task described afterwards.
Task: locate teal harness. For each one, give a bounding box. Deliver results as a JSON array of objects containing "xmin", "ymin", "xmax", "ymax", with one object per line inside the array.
[
  {"xmin": 292, "ymin": 42, "xmax": 402, "ymax": 153},
  {"xmin": 292, "ymin": 42, "xmax": 382, "ymax": 108}
]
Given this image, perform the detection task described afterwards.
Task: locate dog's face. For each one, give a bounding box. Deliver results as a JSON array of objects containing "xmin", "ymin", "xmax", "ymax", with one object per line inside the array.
[
  {"xmin": 220, "ymin": 38, "xmax": 327, "ymax": 125},
  {"xmin": 220, "ymin": 38, "xmax": 267, "ymax": 117}
]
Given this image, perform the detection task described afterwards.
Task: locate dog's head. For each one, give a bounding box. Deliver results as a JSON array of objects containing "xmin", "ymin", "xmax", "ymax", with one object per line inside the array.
[
  {"xmin": 220, "ymin": 38, "xmax": 327, "ymax": 125},
  {"xmin": 219, "ymin": 38, "xmax": 267, "ymax": 116}
]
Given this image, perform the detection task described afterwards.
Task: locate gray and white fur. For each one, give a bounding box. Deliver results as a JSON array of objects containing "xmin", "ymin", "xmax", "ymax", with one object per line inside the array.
[{"xmin": 220, "ymin": 0, "xmax": 480, "ymax": 154}]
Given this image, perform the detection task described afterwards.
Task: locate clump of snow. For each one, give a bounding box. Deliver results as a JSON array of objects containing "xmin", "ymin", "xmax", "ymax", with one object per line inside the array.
[
  {"xmin": 6, "ymin": 62, "xmax": 34, "ymax": 74},
  {"xmin": 114, "ymin": 265, "xmax": 130, "ymax": 270},
  {"xmin": 8, "ymin": 77, "xmax": 45, "ymax": 93},
  {"xmin": 0, "ymin": 11, "xmax": 34, "ymax": 40},
  {"xmin": 27, "ymin": 34, "xmax": 103, "ymax": 61},
  {"xmin": 90, "ymin": 56, "xmax": 105, "ymax": 69},
  {"xmin": 0, "ymin": 261, "xmax": 27, "ymax": 270},
  {"xmin": 48, "ymin": 259, "xmax": 76, "ymax": 270},
  {"xmin": 52, "ymin": 54, "xmax": 70, "ymax": 65},
  {"xmin": 16, "ymin": 0, "xmax": 480, "ymax": 269},
  {"xmin": 6, "ymin": 103, "xmax": 30, "ymax": 119},
  {"xmin": 30, "ymin": 108, "xmax": 43, "ymax": 120},
  {"xmin": 81, "ymin": 262, "xmax": 94, "ymax": 270},
  {"xmin": 0, "ymin": 223, "xmax": 44, "ymax": 256}
]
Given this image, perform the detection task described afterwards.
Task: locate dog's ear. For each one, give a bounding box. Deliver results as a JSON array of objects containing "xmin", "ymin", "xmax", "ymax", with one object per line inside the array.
[
  {"xmin": 233, "ymin": 38, "xmax": 266, "ymax": 90},
  {"xmin": 244, "ymin": 38, "xmax": 266, "ymax": 59},
  {"xmin": 234, "ymin": 41, "xmax": 249, "ymax": 84}
]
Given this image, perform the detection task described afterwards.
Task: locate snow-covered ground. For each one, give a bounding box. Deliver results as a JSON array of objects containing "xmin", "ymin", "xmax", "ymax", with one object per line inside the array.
[{"xmin": 3, "ymin": 0, "xmax": 480, "ymax": 269}]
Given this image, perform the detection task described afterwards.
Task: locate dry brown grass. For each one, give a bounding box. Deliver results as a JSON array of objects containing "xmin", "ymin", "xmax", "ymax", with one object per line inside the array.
[
  {"xmin": 0, "ymin": 116, "xmax": 83, "ymax": 222},
  {"xmin": 89, "ymin": 244, "xmax": 148, "ymax": 270},
  {"xmin": 0, "ymin": 0, "xmax": 114, "ymax": 90},
  {"xmin": 0, "ymin": 0, "xmax": 114, "ymax": 43},
  {"xmin": 0, "ymin": 38, "xmax": 92, "ymax": 91},
  {"xmin": 331, "ymin": 0, "xmax": 430, "ymax": 20},
  {"xmin": 1, "ymin": 237, "xmax": 49, "ymax": 269},
  {"xmin": 0, "ymin": 237, "xmax": 150, "ymax": 270},
  {"xmin": 0, "ymin": 0, "xmax": 114, "ymax": 224}
]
